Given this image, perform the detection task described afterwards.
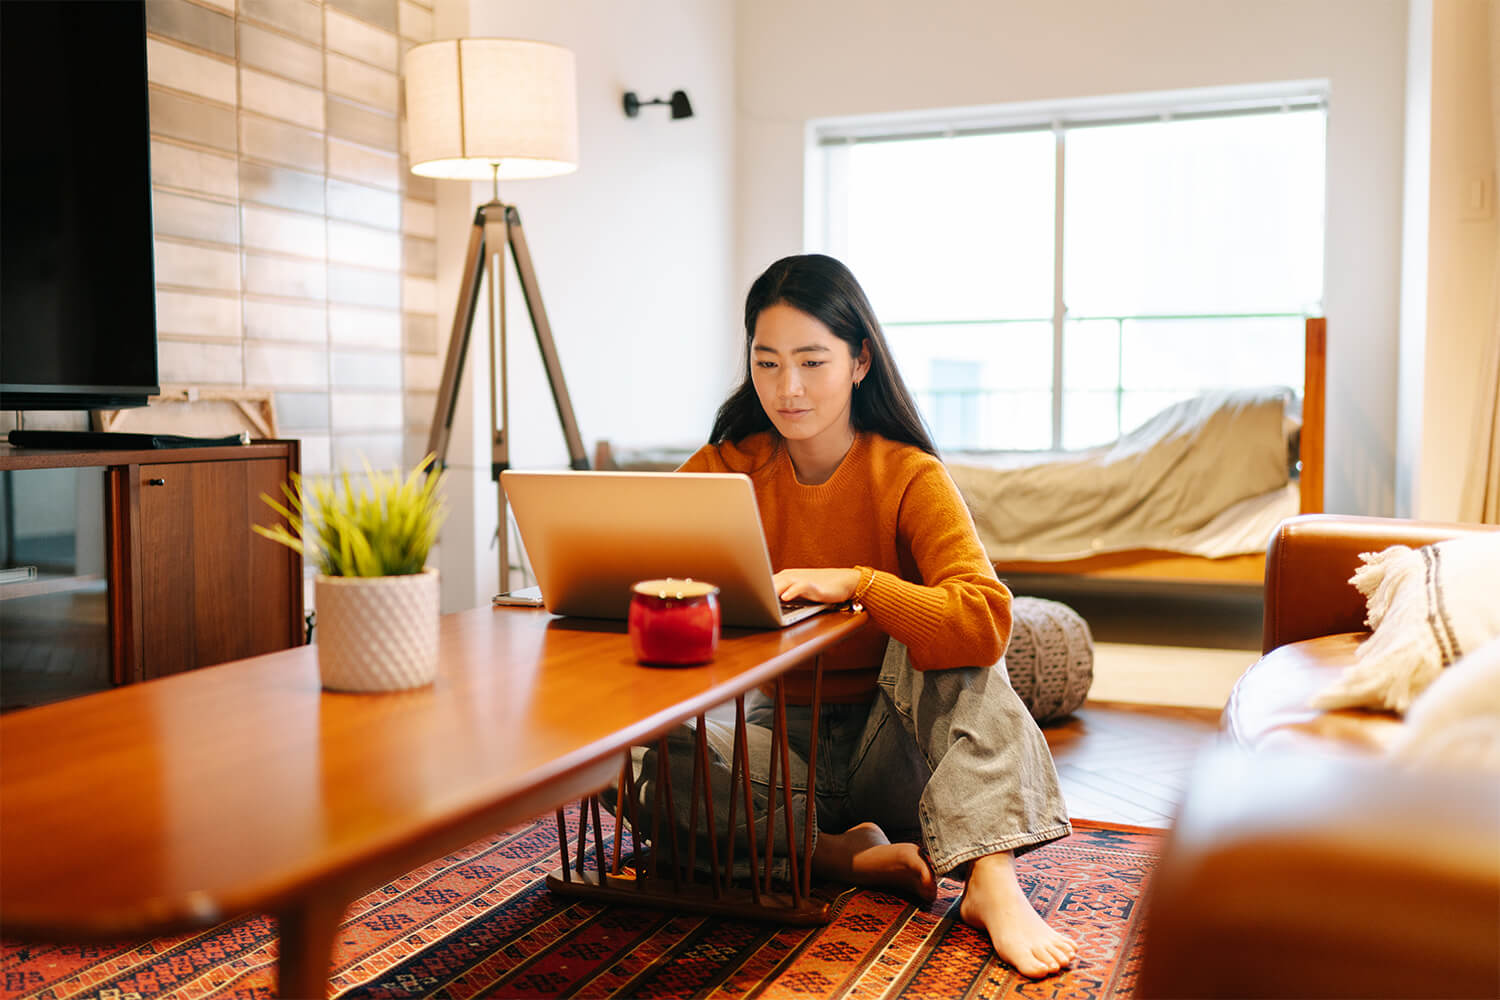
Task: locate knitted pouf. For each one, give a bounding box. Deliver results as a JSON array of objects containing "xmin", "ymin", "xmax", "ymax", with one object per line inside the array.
[{"xmin": 1006, "ymin": 596, "xmax": 1095, "ymax": 722}]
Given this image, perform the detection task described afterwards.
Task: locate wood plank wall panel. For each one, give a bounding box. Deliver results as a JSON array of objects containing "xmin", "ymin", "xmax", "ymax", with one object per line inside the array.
[
  {"xmin": 150, "ymin": 89, "xmax": 239, "ymax": 152},
  {"xmin": 142, "ymin": 0, "xmax": 432, "ymax": 485},
  {"xmin": 331, "ymin": 305, "xmax": 402, "ymax": 348},
  {"xmin": 147, "ymin": 0, "xmax": 237, "ymax": 55},
  {"xmin": 397, "ymin": 1, "xmax": 436, "ymax": 468},
  {"xmin": 239, "ymin": 23, "xmax": 324, "ymax": 86},
  {"xmin": 327, "ymin": 11, "xmax": 398, "ymax": 70}
]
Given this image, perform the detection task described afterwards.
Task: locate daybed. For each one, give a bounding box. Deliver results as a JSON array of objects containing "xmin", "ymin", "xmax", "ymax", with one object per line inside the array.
[
  {"xmin": 949, "ymin": 317, "xmax": 1325, "ymax": 587},
  {"xmin": 1137, "ymin": 514, "xmax": 1500, "ymax": 998}
]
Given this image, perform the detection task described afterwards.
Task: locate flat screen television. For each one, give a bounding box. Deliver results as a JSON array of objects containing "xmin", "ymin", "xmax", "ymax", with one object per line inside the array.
[{"xmin": 1, "ymin": 0, "xmax": 159, "ymax": 412}]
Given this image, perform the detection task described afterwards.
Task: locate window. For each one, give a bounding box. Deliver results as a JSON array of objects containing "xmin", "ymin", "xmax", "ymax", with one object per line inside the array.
[{"xmin": 809, "ymin": 89, "xmax": 1326, "ymax": 452}]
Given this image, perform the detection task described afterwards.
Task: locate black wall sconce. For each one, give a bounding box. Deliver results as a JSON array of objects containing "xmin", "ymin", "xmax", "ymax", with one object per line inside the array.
[{"xmin": 623, "ymin": 89, "xmax": 693, "ymax": 120}]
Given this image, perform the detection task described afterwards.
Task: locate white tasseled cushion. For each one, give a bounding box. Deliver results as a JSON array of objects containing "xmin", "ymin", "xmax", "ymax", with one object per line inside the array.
[{"xmin": 1314, "ymin": 533, "xmax": 1500, "ymax": 713}]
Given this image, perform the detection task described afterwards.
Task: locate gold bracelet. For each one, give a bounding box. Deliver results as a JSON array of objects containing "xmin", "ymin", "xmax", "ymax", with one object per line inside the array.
[{"xmin": 850, "ymin": 566, "xmax": 876, "ymax": 611}]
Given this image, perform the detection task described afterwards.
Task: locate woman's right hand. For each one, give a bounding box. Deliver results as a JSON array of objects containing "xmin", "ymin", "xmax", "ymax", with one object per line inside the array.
[{"xmin": 773, "ymin": 567, "xmax": 862, "ymax": 604}]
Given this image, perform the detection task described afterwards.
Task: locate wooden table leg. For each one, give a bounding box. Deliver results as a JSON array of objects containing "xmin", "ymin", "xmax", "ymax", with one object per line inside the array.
[
  {"xmin": 802, "ymin": 656, "xmax": 823, "ymax": 899},
  {"xmin": 277, "ymin": 894, "xmax": 346, "ymax": 999}
]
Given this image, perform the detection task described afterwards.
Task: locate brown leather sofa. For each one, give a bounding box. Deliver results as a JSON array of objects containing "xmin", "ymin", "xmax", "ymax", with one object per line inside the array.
[{"xmin": 1137, "ymin": 514, "xmax": 1500, "ymax": 999}]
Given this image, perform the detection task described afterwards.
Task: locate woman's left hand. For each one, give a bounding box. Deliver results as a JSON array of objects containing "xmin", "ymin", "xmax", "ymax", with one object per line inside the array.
[{"xmin": 773, "ymin": 568, "xmax": 862, "ymax": 604}]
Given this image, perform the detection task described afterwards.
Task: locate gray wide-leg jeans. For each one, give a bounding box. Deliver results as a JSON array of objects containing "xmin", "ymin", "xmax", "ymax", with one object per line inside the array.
[{"xmin": 633, "ymin": 639, "xmax": 1072, "ymax": 881}]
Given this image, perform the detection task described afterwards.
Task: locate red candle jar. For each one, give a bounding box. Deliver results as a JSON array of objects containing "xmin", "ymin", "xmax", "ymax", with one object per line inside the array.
[{"xmin": 628, "ymin": 578, "xmax": 721, "ymax": 666}]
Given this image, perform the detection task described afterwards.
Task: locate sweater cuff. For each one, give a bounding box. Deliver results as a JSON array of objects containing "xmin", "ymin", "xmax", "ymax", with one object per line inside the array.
[
  {"xmin": 850, "ymin": 565, "xmax": 878, "ymax": 608},
  {"xmin": 860, "ymin": 569, "xmax": 947, "ymax": 648}
]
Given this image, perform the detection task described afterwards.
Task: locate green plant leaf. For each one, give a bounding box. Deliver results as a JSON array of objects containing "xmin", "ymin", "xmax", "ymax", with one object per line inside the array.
[{"xmin": 253, "ymin": 451, "xmax": 448, "ymax": 577}]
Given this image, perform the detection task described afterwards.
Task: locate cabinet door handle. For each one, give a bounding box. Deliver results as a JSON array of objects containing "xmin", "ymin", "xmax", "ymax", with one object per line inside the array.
[{"xmin": 146, "ymin": 477, "xmax": 166, "ymax": 486}]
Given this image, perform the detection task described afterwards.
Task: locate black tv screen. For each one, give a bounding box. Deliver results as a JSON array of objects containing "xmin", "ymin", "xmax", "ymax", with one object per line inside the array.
[{"xmin": 1, "ymin": 0, "xmax": 160, "ymax": 411}]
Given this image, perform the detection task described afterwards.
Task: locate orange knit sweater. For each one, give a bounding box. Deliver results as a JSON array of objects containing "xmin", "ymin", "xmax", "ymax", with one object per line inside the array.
[{"xmin": 678, "ymin": 432, "xmax": 1012, "ymax": 703}]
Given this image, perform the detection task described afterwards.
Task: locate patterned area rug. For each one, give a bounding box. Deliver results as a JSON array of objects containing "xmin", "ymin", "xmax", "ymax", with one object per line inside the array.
[{"xmin": 2, "ymin": 811, "xmax": 1158, "ymax": 1000}]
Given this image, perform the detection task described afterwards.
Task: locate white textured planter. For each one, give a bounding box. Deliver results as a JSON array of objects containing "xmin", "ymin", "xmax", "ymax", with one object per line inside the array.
[{"xmin": 314, "ymin": 569, "xmax": 439, "ymax": 692}]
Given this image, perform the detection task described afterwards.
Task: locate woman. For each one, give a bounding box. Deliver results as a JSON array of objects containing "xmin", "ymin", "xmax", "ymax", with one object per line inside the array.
[{"xmin": 659, "ymin": 253, "xmax": 1076, "ymax": 978}]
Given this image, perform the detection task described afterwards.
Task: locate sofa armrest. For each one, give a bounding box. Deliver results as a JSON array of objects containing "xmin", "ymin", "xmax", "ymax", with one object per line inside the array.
[
  {"xmin": 1223, "ymin": 634, "xmax": 1407, "ymax": 753},
  {"xmin": 1137, "ymin": 747, "xmax": 1500, "ymax": 999},
  {"xmin": 1261, "ymin": 514, "xmax": 1496, "ymax": 654}
]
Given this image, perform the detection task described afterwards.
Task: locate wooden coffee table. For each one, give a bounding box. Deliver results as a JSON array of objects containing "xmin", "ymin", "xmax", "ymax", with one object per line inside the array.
[{"xmin": 0, "ymin": 604, "xmax": 869, "ymax": 998}]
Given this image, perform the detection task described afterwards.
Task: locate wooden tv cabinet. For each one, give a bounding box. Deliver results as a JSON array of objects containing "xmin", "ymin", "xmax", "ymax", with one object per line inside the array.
[{"xmin": 0, "ymin": 440, "xmax": 304, "ymax": 690}]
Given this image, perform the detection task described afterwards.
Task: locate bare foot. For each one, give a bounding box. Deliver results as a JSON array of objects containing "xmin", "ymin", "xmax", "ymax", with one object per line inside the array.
[
  {"xmin": 958, "ymin": 851, "xmax": 1076, "ymax": 978},
  {"xmin": 812, "ymin": 821, "xmax": 937, "ymax": 904}
]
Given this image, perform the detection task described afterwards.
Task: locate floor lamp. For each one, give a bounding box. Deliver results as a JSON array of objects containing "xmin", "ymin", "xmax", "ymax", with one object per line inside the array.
[{"xmin": 404, "ymin": 38, "xmax": 589, "ymax": 592}]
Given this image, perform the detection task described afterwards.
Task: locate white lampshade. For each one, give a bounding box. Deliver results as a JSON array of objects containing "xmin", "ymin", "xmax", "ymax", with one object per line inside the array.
[{"xmin": 405, "ymin": 38, "xmax": 579, "ymax": 181}]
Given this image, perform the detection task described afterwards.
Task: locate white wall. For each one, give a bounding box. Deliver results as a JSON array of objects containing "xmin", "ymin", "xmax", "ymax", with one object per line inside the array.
[
  {"xmin": 1398, "ymin": 1, "xmax": 1433, "ymax": 518},
  {"xmin": 1398, "ymin": 0, "xmax": 1498, "ymax": 520},
  {"xmin": 735, "ymin": 0, "xmax": 1410, "ymax": 516},
  {"xmin": 433, "ymin": 0, "xmax": 737, "ymax": 610}
]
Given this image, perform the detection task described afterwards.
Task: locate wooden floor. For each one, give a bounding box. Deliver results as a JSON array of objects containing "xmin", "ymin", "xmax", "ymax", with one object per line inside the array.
[
  {"xmin": 1042, "ymin": 700, "xmax": 1224, "ymax": 828},
  {"xmin": 1010, "ymin": 579, "xmax": 1250, "ymax": 828}
]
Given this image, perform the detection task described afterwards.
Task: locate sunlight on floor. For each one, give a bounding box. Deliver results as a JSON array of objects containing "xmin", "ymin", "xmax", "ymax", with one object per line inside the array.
[{"xmin": 1087, "ymin": 642, "xmax": 1255, "ymax": 709}]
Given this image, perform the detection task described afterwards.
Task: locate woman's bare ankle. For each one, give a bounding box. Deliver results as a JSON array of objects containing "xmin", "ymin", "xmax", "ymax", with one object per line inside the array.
[{"xmin": 813, "ymin": 822, "xmax": 936, "ymax": 903}]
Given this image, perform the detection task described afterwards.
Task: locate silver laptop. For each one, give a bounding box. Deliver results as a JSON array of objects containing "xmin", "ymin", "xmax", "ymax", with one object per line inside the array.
[{"xmin": 498, "ymin": 470, "xmax": 831, "ymax": 628}]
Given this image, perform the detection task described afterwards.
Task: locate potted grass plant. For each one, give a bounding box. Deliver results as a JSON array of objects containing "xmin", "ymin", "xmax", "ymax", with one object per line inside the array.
[{"xmin": 255, "ymin": 455, "xmax": 448, "ymax": 692}]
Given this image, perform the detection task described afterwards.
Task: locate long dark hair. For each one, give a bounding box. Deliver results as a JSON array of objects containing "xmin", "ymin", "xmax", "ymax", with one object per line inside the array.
[{"xmin": 709, "ymin": 253, "xmax": 937, "ymax": 456}]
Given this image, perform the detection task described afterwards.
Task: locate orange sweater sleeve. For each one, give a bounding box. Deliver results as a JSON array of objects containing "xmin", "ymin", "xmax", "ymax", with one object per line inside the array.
[{"xmin": 856, "ymin": 459, "xmax": 1012, "ymax": 671}]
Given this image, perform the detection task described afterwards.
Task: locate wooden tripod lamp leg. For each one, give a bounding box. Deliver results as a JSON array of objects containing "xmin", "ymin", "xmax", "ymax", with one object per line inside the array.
[
  {"xmin": 425, "ymin": 205, "xmax": 489, "ymax": 469},
  {"xmin": 485, "ymin": 208, "xmax": 510, "ymax": 589},
  {"xmin": 424, "ymin": 199, "xmax": 593, "ymax": 597}
]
